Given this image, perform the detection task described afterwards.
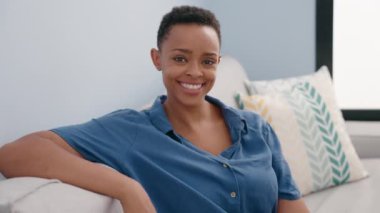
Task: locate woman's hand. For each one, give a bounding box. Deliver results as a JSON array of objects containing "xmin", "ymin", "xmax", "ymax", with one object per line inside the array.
[
  {"xmin": 119, "ymin": 178, "xmax": 157, "ymax": 213},
  {"xmin": 278, "ymin": 199, "xmax": 310, "ymax": 213}
]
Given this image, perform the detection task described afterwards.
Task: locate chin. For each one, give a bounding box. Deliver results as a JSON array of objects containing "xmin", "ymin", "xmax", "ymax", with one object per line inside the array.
[{"xmin": 170, "ymin": 94, "xmax": 207, "ymax": 108}]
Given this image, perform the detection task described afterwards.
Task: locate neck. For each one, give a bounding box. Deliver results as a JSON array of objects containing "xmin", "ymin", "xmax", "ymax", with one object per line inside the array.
[{"xmin": 163, "ymin": 97, "xmax": 216, "ymax": 131}]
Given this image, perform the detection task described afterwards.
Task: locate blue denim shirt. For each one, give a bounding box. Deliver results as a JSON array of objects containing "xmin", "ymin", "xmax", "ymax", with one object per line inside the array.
[{"xmin": 51, "ymin": 95, "xmax": 300, "ymax": 212}]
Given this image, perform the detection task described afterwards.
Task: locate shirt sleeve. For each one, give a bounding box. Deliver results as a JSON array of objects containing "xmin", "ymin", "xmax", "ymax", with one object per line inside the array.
[
  {"xmin": 50, "ymin": 110, "xmax": 137, "ymax": 171},
  {"xmin": 264, "ymin": 123, "xmax": 301, "ymax": 200}
]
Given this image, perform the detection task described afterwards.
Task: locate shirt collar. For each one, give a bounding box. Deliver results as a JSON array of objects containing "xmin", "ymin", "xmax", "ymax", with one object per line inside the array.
[
  {"xmin": 147, "ymin": 95, "xmax": 173, "ymax": 134},
  {"xmin": 206, "ymin": 96, "xmax": 248, "ymax": 142},
  {"xmin": 147, "ymin": 95, "xmax": 247, "ymax": 142}
]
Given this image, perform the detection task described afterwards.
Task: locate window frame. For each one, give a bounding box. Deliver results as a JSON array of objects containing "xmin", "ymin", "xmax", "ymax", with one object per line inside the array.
[{"xmin": 316, "ymin": 0, "xmax": 380, "ymax": 121}]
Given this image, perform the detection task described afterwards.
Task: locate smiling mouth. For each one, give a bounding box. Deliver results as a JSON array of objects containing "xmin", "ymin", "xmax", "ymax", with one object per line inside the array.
[{"xmin": 179, "ymin": 82, "xmax": 204, "ymax": 90}]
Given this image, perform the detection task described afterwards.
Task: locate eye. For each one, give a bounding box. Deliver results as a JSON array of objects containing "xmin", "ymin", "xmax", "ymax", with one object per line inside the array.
[
  {"xmin": 202, "ymin": 59, "xmax": 217, "ymax": 66},
  {"xmin": 173, "ymin": 56, "xmax": 187, "ymax": 63}
]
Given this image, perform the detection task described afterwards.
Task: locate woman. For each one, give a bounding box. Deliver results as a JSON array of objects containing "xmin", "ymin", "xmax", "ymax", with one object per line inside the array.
[{"xmin": 0, "ymin": 6, "xmax": 309, "ymax": 213}]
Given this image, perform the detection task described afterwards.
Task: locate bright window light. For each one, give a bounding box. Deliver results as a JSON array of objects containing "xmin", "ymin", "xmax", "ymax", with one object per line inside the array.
[{"xmin": 333, "ymin": 0, "xmax": 380, "ymax": 109}]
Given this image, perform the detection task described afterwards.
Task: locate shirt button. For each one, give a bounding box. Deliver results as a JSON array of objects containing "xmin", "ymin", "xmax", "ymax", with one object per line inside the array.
[
  {"xmin": 230, "ymin": 191, "xmax": 237, "ymax": 198},
  {"xmin": 223, "ymin": 163, "xmax": 229, "ymax": 168}
]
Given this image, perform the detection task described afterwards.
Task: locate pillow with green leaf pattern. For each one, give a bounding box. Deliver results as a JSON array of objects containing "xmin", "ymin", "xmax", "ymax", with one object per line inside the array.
[{"xmin": 236, "ymin": 66, "xmax": 368, "ymax": 195}]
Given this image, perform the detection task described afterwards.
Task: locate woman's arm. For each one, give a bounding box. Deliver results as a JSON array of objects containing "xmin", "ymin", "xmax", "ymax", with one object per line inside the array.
[
  {"xmin": 278, "ymin": 199, "xmax": 310, "ymax": 213},
  {"xmin": 0, "ymin": 131, "xmax": 156, "ymax": 213}
]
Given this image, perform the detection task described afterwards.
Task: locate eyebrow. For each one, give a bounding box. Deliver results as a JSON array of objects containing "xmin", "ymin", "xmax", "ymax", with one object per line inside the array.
[
  {"xmin": 171, "ymin": 48, "xmax": 219, "ymax": 57},
  {"xmin": 171, "ymin": 48, "xmax": 192, "ymax": 53}
]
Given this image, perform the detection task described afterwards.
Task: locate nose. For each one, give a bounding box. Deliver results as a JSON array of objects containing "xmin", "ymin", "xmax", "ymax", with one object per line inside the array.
[{"xmin": 186, "ymin": 61, "xmax": 203, "ymax": 77}]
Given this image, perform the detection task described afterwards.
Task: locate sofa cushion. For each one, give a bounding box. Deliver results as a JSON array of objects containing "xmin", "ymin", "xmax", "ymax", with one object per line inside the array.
[
  {"xmin": 304, "ymin": 159, "xmax": 379, "ymax": 213},
  {"xmin": 236, "ymin": 66, "xmax": 368, "ymax": 195}
]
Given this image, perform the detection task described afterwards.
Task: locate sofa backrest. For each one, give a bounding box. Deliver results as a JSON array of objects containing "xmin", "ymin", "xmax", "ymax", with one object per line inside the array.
[{"xmin": 209, "ymin": 55, "xmax": 249, "ymax": 107}]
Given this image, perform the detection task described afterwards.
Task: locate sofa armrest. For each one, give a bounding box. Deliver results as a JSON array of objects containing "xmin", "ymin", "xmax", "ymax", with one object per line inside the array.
[
  {"xmin": 0, "ymin": 177, "xmax": 122, "ymax": 213},
  {"xmin": 346, "ymin": 121, "xmax": 380, "ymax": 158}
]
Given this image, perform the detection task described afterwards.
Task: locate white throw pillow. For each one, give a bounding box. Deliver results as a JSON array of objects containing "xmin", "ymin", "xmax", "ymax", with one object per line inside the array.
[{"xmin": 236, "ymin": 66, "xmax": 368, "ymax": 195}]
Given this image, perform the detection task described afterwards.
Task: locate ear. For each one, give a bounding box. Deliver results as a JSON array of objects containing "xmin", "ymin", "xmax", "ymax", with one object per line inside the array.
[{"xmin": 150, "ymin": 48, "xmax": 161, "ymax": 71}]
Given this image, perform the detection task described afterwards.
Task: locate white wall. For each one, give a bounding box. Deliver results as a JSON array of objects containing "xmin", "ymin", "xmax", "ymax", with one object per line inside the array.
[
  {"xmin": 0, "ymin": 0, "xmax": 205, "ymax": 144},
  {"xmin": 207, "ymin": 1, "xmax": 315, "ymax": 80},
  {"xmin": 0, "ymin": 1, "xmax": 315, "ymax": 145}
]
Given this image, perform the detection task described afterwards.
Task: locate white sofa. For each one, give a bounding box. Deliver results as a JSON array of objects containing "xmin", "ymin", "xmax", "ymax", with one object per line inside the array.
[
  {"xmin": 1, "ymin": 56, "xmax": 379, "ymax": 213},
  {"xmin": 303, "ymin": 121, "xmax": 380, "ymax": 213}
]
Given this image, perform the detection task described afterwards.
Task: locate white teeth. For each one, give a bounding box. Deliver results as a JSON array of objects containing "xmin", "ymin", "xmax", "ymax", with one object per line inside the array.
[{"xmin": 180, "ymin": 82, "xmax": 202, "ymax": 90}]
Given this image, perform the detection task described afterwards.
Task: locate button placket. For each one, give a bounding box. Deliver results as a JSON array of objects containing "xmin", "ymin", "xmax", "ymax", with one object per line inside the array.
[
  {"xmin": 220, "ymin": 162, "xmax": 239, "ymax": 200},
  {"xmin": 215, "ymin": 158, "xmax": 240, "ymax": 211}
]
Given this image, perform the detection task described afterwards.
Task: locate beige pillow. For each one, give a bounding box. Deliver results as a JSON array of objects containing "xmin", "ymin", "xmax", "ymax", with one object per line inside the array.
[{"xmin": 236, "ymin": 66, "xmax": 368, "ymax": 195}]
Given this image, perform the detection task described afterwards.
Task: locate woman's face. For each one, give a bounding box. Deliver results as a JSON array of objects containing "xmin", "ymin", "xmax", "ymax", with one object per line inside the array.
[{"xmin": 151, "ymin": 24, "xmax": 220, "ymax": 107}]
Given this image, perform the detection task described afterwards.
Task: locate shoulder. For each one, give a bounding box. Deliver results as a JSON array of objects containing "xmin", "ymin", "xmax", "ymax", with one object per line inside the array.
[{"xmin": 96, "ymin": 108, "xmax": 151, "ymax": 126}]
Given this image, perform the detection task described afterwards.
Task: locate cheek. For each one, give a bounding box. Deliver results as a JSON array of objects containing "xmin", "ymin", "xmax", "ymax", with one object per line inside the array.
[
  {"xmin": 161, "ymin": 70, "xmax": 177, "ymax": 89},
  {"xmin": 207, "ymin": 70, "xmax": 217, "ymax": 83},
  {"xmin": 161, "ymin": 72, "xmax": 170, "ymax": 87}
]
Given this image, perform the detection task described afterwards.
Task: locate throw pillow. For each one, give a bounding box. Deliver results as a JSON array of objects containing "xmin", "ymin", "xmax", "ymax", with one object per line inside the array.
[{"xmin": 236, "ymin": 66, "xmax": 368, "ymax": 195}]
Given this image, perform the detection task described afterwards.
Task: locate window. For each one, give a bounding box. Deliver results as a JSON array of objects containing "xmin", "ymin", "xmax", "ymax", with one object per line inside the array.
[{"xmin": 317, "ymin": 0, "xmax": 380, "ymax": 120}]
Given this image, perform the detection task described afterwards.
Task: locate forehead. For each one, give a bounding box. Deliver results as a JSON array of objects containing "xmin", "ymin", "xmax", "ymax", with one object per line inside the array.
[{"xmin": 161, "ymin": 24, "xmax": 220, "ymax": 53}]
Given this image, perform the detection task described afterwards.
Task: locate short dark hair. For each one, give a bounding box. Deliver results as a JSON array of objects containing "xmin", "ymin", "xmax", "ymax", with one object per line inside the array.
[{"xmin": 157, "ymin": 5, "xmax": 221, "ymax": 49}]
